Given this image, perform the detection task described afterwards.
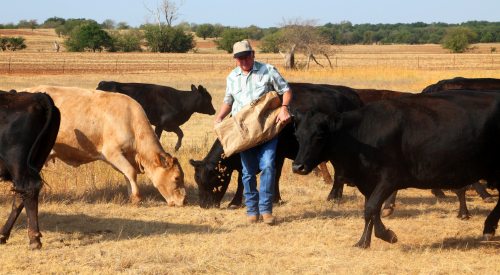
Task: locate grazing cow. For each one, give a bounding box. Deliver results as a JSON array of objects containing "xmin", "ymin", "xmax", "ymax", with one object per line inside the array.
[
  {"xmin": 422, "ymin": 77, "xmax": 500, "ymax": 94},
  {"xmin": 292, "ymin": 90, "xmax": 500, "ymax": 248},
  {"xmin": 24, "ymin": 85, "xmax": 186, "ymax": 206},
  {"xmin": 0, "ymin": 91, "xmax": 60, "ymax": 249},
  {"xmin": 189, "ymin": 83, "xmax": 363, "ymax": 208},
  {"xmin": 96, "ymin": 81, "xmax": 216, "ymax": 151}
]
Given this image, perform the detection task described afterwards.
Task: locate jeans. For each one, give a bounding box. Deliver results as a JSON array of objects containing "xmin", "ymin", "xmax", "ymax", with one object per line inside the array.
[{"xmin": 240, "ymin": 137, "xmax": 278, "ymax": 216}]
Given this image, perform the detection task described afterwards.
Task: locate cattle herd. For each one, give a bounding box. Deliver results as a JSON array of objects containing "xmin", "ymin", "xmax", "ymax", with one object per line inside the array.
[{"xmin": 0, "ymin": 76, "xmax": 499, "ymax": 250}]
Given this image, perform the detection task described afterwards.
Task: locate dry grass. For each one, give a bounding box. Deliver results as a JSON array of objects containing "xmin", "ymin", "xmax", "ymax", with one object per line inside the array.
[{"xmin": 0, "ymin": 48, "xmax": 500, "ymax": 274}]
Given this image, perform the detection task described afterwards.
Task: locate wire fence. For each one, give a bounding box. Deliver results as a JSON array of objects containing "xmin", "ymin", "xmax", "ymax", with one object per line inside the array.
[{"xmin": 0, "ymin": 53, "xmax": 498, "ymax": 74}]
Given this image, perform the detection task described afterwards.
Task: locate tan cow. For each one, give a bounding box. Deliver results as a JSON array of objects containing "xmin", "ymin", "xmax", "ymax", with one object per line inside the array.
[{"xmin": 24, "ymin": 85, "xmax": 186, "ymax": 206}]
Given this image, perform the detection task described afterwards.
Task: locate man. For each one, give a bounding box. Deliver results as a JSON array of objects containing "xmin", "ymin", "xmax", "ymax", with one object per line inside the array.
[{"xmin": 214, "ymin": 40, "xmax": 292, "ymax": 225}]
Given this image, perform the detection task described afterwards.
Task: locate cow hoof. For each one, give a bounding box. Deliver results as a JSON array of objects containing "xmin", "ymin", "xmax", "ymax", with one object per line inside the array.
[
  {"xmin": 130, "ymin": 195, "xmax": 142, "ymax": 205},
  {"xmin": 353, "ymin": 240, "xmax": 370, "ymax": 249},
  {"xmin": 483, "ymin": 196, "xmax": 496, "ymax": 203},
  {"xmin": 458, "ymin": 213, "xmax": 471, "ymax": 220},
  {"xmin": 483, "ymin": 233, "xmax": 495, "ymax": 241},
  {"xmin": 29, "ymin": 239, "xmax": 42, "ymax": 250},
  {"xmin": 377, "ymin": 229, "xmax": 398, "ymax": 244},
  {"xmin": 227, "ymin": 204, "xmax": 241, "ymax": 210},
  {"xmin": 0, "ymin": 234, "xmax": 7, "ymax": 244},
  {"xmin": 381, "ymin": 207, "xmax": 394, "ymax": 218}
]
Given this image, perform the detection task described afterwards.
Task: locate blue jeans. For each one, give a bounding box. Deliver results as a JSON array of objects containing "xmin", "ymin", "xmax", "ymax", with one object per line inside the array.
[{"xmin": 240, "ymin": 137, "xmax": 278, "ymax": 216}]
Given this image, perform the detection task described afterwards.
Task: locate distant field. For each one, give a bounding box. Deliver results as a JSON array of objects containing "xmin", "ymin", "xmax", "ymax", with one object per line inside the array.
[{"xmin": 1, "ymin": 29, "xmax": 500, "ymax": 274}]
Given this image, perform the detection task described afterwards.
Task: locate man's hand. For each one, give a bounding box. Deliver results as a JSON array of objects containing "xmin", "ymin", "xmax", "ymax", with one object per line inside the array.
[{"xmin": 276, "ymin": 105, "xmax": 291, "ymax": 124}]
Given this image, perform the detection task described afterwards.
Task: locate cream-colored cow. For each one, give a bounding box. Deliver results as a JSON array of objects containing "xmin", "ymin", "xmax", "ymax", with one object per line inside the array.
[{"xmin": 25, "ymin": 85, "xmax": 185, "ymax": 206}]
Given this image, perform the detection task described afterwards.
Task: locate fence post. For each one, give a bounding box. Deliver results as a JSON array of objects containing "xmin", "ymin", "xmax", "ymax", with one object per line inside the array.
[
  {"xmin": 417, "ymin": 56, "xmax": 420, "ymax": 69},
  {"xmin": 62, "ymin": 59, "xmax": 65, "ymax": 74},
  {"xmin": 8, "ymin": 57, "xmax": 11, "ymax": 73},
  {"xmin": 335, "ymin": 57, "xmax": 338, "ymax": 67},
  {"xmin": 115, "ymin": 60, "xmax": 118, "ymax": 73}
]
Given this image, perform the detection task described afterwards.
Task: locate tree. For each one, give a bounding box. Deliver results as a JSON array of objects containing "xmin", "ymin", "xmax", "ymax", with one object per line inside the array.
[
  {"xmin": 101, "ymin": 19, "xmax": 116, "ymax": 30},
  {"xmin": 145, "ymin": 0, "xmax": 182, "ymax": 28},
  {"xmin": 143, "ymin": 25, "xmax": 194, "ymax": 52},
  {"xmin": 215, "ymin": 28, "xmax": 248, "ymax": 53},
  {"xmin": 442, "ymin": 27, "xmax": 477, "ymax": 53},
  {"xmin": 17, "ymin": 19, "xmax": 38, "ymax": 31},
  {"xmin": 0, "ymin": 37, "xmax": 27, "ymax": 51},
  {"xmin": 109, "ymin": 30, "xmax": 143, "ymax": 52},
  {"xmin": 277, "ymin": 19, "xmax": 337, "ymax": 70},
  {"xmin": 260, "ymin": 31, "xmax": 283, "ymax": 53},
  {"xmin": 65, "ymin": 22, "xmax": 112, "ymax": 52},
  {"xmin": 116, "ymin": 22, "xmax": 130, "ymax": 30},
  {"xmin": 196, "ymin": 24, "xmax": 215, "ymax": 40},
  {"xmin": 42, "ymin": 17, "xmax": 65, "ymax": 28}
]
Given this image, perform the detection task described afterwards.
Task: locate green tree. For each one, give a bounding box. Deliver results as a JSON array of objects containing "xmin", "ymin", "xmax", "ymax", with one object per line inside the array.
[
  {"xmin": 196, "ymin": 23, "xmax": 215, "ymax": 40},
  {"xmin": 143, "ymin": 25, "xmax": 194, "ymax": 52},
  {"xmin": 65, "ymin": 22, "xmax": 113, "ymax": 52},
  {"xmin": 109, "ymin": 30, "xmax": 143, "ymax": 52},
  {"xmin": 215, "ymin": 28, "xmax": 248, "ymax": 53},
  {"xmin": 42, "ymin": 17, "xmax": 66, "ymax": 28},
  {"xmin": 442, "ymin": 27, "xmax": 477, "ymax": 53},
  {"xmin": 260, "ymin": 31, "xmax": 283, "ymax": 53},
  {"xmin": 0, "ymin": 37, "xmax": 27, "ymax": 51}
]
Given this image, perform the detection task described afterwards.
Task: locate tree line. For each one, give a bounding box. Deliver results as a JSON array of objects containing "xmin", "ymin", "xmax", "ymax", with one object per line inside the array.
[{"xmin": 0, "ymin": 17, "xmax": 498, "ymax": 56}]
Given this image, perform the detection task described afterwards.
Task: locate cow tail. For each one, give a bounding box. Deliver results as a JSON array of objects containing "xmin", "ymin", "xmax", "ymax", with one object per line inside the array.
[{"xmin": 26, "ymin": 93, "xmax": 61, "ymax": 189}]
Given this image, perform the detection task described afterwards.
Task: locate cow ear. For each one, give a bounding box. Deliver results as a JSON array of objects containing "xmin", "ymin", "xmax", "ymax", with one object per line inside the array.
[
  {"xmin": 198, "ymin": 85, "xmax": 205, "ymax": 93},
  {"xmin": 189, "ymin": 159, "xmax": 203, "ymax": 167},
  {"xmin": 191, "ymin": 84, "xmax": 197, "ymax": 92}
]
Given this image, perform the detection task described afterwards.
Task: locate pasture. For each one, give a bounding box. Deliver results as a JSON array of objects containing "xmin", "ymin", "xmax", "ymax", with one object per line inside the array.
[{"xmin": 1, "ymin": 44, "xmax": 500, "ymax": 273}]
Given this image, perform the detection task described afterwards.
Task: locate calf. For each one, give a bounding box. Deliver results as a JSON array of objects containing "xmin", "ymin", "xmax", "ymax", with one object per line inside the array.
[
  {"xmin": 292, "ymin": 90, "xmax": 500, "ymax": 248},
  {"xmin": 96, "ymin": 81, "xmax": 216, "ymax": 151},
  {"xmin": 24, "ymin": 85, "xmax": 185, "ymax": 206},
  {"xmin": 190, "ymin": 83, "xmax": 363, "ymax": 208},
  {"xmin": 0, "ymin": 91, "xmax": 60, "ymax": 249}
]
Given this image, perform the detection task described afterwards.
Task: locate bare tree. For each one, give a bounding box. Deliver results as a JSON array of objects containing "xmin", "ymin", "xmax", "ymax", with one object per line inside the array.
[
  {"xmin": 278, "ymin": 18, "xmax": 339, "ymax": 70},
  {"xmin": 144, "ymin": 0, "xmax": 184, "ymax": 27}
]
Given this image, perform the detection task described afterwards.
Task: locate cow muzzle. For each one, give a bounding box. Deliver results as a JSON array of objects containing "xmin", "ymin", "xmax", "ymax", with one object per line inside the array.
[{"xmin": 292, "ymin": 163, "xmax": 311, "ymax": 175}]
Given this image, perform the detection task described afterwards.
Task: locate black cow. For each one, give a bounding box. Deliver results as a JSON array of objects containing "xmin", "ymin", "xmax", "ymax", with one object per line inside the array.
[
  {"xmin": 96, "ymin": 81, "xmax": 216, "ymax": 151},
  {"xmin": 189, "ymin": 83, "xmax": 363, "ymax": 208},
  {"xmin": 422, "ymin": 77, "xmax": 500, "ymax": 94},
  {"xmin": 0, "ymin": 91, "xmax": 60, "ymax": 249},
  {"xmin": 292, "ymin": 90, "xmax": 500, "ymax": 248}
]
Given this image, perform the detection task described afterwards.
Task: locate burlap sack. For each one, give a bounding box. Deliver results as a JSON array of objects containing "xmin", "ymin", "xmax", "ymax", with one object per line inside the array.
[{"xmin": 214, "ymin": 91, "xmax": 286, "ymax": 157}]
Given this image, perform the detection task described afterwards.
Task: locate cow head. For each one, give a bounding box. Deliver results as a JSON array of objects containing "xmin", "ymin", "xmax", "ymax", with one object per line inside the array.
[
  {"xmin": 148, "ymin": 154, "xmax": 186, "ymax": 206},
  {"xmin": 189, "ymin": 158, "xmax": 231, "ymax": 208},
  {"xmin": 292, "ymin": 112, "xmax": 334, "ymax": 175},
  {"xmin": 191, "ymin": 84, "xmax": 216, "ymax": 115}
]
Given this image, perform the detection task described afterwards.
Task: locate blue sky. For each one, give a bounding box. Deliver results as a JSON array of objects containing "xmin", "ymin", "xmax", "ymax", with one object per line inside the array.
[{"xmin": 2, "ymin": 0, "xmax": 499, "ymax": 27}]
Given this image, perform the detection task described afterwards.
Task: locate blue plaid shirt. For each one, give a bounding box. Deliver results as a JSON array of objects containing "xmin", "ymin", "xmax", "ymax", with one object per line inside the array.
[{"xmin": 224, "ymin": 61, "xmax": 290, "ymax": 115}]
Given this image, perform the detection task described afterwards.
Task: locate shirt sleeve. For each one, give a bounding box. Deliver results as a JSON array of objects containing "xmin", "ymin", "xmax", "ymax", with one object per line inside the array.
[
  {"xmin": 269, "ymin": 66, "xmax": 290, "ymax": 95},
  {"xmin": 223, "ymin": 76, "xmax": 234, "ymax": 105}
]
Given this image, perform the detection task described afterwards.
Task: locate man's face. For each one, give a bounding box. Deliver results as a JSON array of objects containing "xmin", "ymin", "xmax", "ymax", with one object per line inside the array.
[{"xmin": 235, "ymin": 52, "xmax": 254, "ymax": 73}]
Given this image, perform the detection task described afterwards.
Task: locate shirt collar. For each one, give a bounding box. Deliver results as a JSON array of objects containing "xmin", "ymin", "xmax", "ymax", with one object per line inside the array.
[{"xmin": 235, "ymin": 61, "xmax": 260, "ymax": 76}]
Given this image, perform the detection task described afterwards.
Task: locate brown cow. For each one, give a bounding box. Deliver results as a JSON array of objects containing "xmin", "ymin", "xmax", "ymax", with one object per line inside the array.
[{"xmin": 24, "ymin": 85, "xmax": 186, "ymax": 206}]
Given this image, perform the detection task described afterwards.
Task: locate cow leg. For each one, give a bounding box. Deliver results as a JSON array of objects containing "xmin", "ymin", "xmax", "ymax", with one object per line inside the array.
[
  {"xmin": 0, "ymin": 193, "xmax": 24, "ymax": 245},
  {"xmin": 454, "ymin": 187, "xmax": 470, "ymax": 220},
  {"xmin": 473, "ymin": 181, "xmax": 495, "ymax": 202},
  {"xmin": 228, "ymin": 172, "xmax": 244, "ymax": 209},
  {"xmin": 381, "ymin": 191, "xmax": 397, "ymax": 217},
  {"xmin": 355, "ymin": 181, "xmax": 398, "ymax": 248},
  {"xmin": 272, "ymin": 154, "xmax": 286, "ymax": 204},
  {"xmin": 172, "ymin": 127, "xmax": 184, "ymax": 152},
  {"xmin": 327, "ymin": 174, "xmax": 344, "ymax": 202},
  {"xmin": 483, "ymin": 189, "xmax": 500, "ymax": 241},
  {"xmin": 431, "ymin": 189, "xmax": 447, "ymax": 198},
  {"xmin": 23, "ymin": 189, "xmax": 42, "ymax": 250},
  {"xmin": 103, "ymin": 150, "xmax": 141, "ymax": 204}
]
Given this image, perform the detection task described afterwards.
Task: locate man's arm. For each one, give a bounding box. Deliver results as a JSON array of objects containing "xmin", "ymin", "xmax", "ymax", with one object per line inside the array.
[
  {"xmin": 214, "ymin": 103, "xmax": 232, "ymax": 124},
  {"xmin": 276, "ymin": 89, "xmax": 292, "ymax": 123}
]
